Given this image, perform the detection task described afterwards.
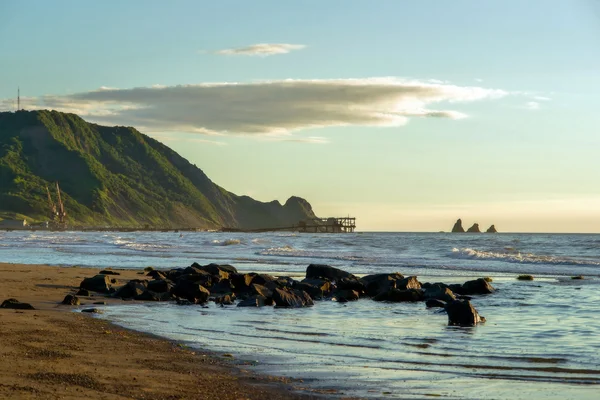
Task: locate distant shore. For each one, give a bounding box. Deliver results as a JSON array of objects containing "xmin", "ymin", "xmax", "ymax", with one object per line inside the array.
[{"xmin": 0, "ymin": 263, "xmax": 329, "ymax": 400}]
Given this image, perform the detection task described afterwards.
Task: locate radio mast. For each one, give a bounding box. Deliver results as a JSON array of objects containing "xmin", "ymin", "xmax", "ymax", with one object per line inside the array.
[{"xmin": 17, "ymin": 87, "xmax": 20, "ymax": 111}]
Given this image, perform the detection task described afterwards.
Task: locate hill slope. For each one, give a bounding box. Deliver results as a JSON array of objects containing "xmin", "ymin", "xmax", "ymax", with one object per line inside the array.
[{"xmin": 0, "ymin": 110, "xmax": 317, "ymax": 228}]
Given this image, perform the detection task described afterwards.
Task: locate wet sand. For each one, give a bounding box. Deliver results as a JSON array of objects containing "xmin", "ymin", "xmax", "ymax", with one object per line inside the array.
[{"xmin": 0, "ymin": 263, "xmax": 340, "ymax": 400}]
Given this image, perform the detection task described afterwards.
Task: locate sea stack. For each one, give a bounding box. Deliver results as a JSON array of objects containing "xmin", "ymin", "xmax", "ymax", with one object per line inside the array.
[
  {"xmin": 451, "ymin": 219, "xmax": 465, "ymax": 233},
  {"xmin": 486, "ymin": 225, "xmax": 498, "ymax": 233},
  {"xmin": 466, "ymin": 223, "xmax": 481, "ymax": 233}
]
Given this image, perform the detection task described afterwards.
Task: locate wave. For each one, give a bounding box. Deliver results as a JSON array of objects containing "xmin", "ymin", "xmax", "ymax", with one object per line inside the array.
[
  {"xmin": 211, "ymin": 239, "xmax": 243, "ymax": 246},
  {"xmin": 257, "ymin": 246, "xmax": 373, "ymax": 263},
  {"xmin": 450, "ymin": 248, "xmax": 600, "ymax": 267}
]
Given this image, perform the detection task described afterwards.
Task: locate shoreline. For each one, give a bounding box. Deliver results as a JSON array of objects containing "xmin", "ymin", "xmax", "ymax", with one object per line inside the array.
[{"xmin": 0, "ymin": 263, "xmax": 344, "ymax": 400}]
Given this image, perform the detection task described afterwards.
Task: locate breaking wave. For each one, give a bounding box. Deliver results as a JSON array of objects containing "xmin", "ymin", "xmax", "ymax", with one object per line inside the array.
[
  {"xmin": 211, "ymin": 239, "xmax": 243, "ymax": 246},
  {"xmin": 450, "ymin": 248, "xmax": 600, "ymax": 266}
]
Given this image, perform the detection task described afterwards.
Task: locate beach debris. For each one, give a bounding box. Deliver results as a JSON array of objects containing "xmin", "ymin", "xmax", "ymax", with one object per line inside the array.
[
  {"xmin": 61, "ymin": 294, "xmax": 80, "ymax": 305},
  {"xmin": 486, "ymin": 225, "xmax": 498, "ymax": 233},
  {"xmin": 451, "ymin": 219, "xmax": 465, "ymax": 233},
  {"xmin": 517, "ymin": 274, "xmax": 534, "ymax": 281},
  {"xmin": 466, "ymin": 223, "xmax": 481, "ymax": 233},
  {"xmin": 1, "ymin": 298, "xmax": 35, "ymax": 310},
  {"xmin": 79, "ymin": 274, "xmax": 113, "ymax": 293},
  {"xmin": 445, "ymin": 300, "xmax": 486, "ymax": 326},
  {"xmin": 99, "ymin": 270, "xmax": 120, "ymax": 275}
]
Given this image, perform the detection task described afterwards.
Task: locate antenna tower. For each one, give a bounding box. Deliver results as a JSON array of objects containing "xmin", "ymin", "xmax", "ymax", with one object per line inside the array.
[{"xmin": 17, "ymin": 87, "xmax": 20, "ymax": 111}]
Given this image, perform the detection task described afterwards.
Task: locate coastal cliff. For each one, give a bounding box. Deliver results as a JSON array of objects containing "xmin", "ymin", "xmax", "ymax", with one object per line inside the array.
[{"xmin": 0, "ymin": 110, "xmax": 317, "ymax": 229}]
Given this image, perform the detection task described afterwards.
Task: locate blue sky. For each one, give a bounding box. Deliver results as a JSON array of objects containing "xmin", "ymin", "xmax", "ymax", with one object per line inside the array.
[{"xmin": 1, "ymin": 0, "xmax": 600, "ymax": 232}]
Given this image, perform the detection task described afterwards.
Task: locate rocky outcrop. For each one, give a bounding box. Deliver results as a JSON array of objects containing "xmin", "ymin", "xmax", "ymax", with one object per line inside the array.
[
  {"xmin": 1, "ymin": 298, "xmax": 35, "ymax": 310},
  {"xmin": 306, "ymin": 264, "xmax": 356, "ymax": 281},
  {"xmin": 486, "ymin": 225, "xmax": 497, "ymax": 233},
  {"xmin": 451, "ymin": 219, "xmax": 465, "ymax": 233},
  {"xmin": 172, "ymin": 280, "xmax": 210, "ymax": 304},
  {"xmin": 445, "ymin": 300, "xmax": 486, "ymax": 326},
  {"xmin": 466, "ymin": 223, "xmax": 481, "ymax": 233},
  {"xmin": 80, "ymin": 275, "xmax": 113, "ymax": 293},
  {"xmin": 61, "ymin": 294, "xmax": 80, "ymax": 305}
]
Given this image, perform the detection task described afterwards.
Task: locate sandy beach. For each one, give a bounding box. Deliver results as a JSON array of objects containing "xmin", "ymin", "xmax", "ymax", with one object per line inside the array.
[{"xmin": 0, "ymin": 263, "xmax": 326, "ymax": 400}]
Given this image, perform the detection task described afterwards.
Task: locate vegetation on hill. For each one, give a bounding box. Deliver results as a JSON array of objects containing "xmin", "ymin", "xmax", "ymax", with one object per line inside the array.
[{"xmin": 0, "ymin": 110, "xmax": 317, "ymax": 228}]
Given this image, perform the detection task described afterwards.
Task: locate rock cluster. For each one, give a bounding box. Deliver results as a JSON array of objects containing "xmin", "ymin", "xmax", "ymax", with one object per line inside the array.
[
  {"xmin": 451, "ymin": 219, "xmax": 498, "ymax": 233},
  {"xmin": 73, "ymin": 263, "xmax": 494, "ymax": 327}
]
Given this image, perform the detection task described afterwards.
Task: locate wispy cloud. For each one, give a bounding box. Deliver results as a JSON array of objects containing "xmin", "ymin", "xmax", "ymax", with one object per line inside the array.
[
  {"xmin": 525, "ymin": 101, "xmax": 540, "ymax": 110},
  {"xmin": 216, "ymin": 43, "xmax": 306, "ymax": 56},
  {"xmin": 148, "ymin": 134, "xmax": 227, "ymax": 146},
  {"xmin": 0, "ymin": 78, "xmax": 508, "ymax": 137}
]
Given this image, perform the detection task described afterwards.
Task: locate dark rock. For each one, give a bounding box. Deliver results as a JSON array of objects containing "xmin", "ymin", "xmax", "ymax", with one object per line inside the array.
[
  {"xmin": 237, "ymin": 295, "xmax": 272, "ymax": 307},
  {"xmin": 210, "ymin": 279, "xmax": 234, "ymax": 294},
  {"xmin": 215, "ymin": 294, "xmax": 235, "ymax": 305},
  {"xmin": 451, "ymin": 219, "xmax": 465, "ymax": 233},
  {"xmin": 373, "ymin": 289, "xmax": 424, "ymax": 302},
  {"xmin": 165, "ymin": 268, "xmax": 185, "ymax": 281},
  {"xmin": 99, "ymin": 270, "xmax": 120, "ymax": 275},
  {"xmin": 423, "ymin": 284, "xmax": 456, "ymax": 303},
  {"xmin": 272, "ymin": 288, "xmax": 314, "ymax": 308},
  {"xmin": 79, "ymin": 275, "xmax": 113, "ymax": 293},
  {"xmin": 147, "ymin": 279, "xmax": 173, "ymax": 293},
  {"xmin": 337, "ymin": 277, "xmax": 366, "ymax": 294},
  {"xmin": 75, "ymin": 288, "xmax": 90, "ymax": 296},
  {"xmin": 275, "ymin": 276, "xmax": 294, "ymax": 288},
  {"xmin": 134, "ymin": 290, "xmax": 172, "ymax": 301},
  {"xmin": 445, "ymin": 300, "xmax": 485, "ymax": 326},
  {"xmin": 251, "ymin": 283, "xmax": 273, "ymax": 299},
  {"xmin": 334, "ymin": 289, "xmax": 360, "ymax": 302},
  {"xmin": 293, "ymin": 281, "xmax": 323, "ymax": 300},
  {"xmin": 460, "ymin": 278, "xmax": 495, "ymax": 295},
  {"xmin": 81, "ymin": 308, "xmax": 102, "ymax": 314},
  {"xmin": 301, "ymin": 278, "xmax": 332, "ymax": 295},
  {"xmin": 146, "ymin": 270, "xmax": 167, "ymax": 280},
  {"xmin": 191, "ymin": 263, "xmax": 238, "ymax": 280},
  {"xmin": 1, "ymin": 298, "xmax": 35, "ymax": 310},
  {"xmin": 250, "ymin": 274, "xmax": 277, "ymax": 287},
  {"xmin": 93, "ymin": 301, "xmax": 107, "ymax": 305},
  {"xmin": 306, "ymin": 264, "xmax": 356, "ymax": 281},
  {"xmin": 486, "ymin": 225, "xmax": 498, "ymax": 233},
  {"xmin": 177, "ymin": 271, "xmax": 214, "ymax": 287},
  {"xmin": 396, "ymin": 276, "xmax": 422, "ymax": 290},
  {"xmin": 171, "ymin": 280, "xmax": 210, "ymax": 304},
  {"xmin": 361, "ymin": 273, "xmax": 404, "ymax": 297},
  {"xmin": 466, "ymin": 223, "xmax": 481, "ymax": 233},
  {"xmin": 114, "ymin": 280, "xmax": 148, "ymax": 298},
  {"xmin": 61, "ymin": 295, "xmax": 80, "ymax": 305},
  {"xmin": 426, "ymin": 299, "xmax": 447, "ymax": 308},
  {"xmin": 230, "ymin": 273, "xmax": 256, "ymax": 293}
]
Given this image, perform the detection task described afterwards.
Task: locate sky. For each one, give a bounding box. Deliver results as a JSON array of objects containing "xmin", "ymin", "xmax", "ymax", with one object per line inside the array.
[{"xmin": 1, "ymin": 0, "xmax": 600, "ymax": 232}]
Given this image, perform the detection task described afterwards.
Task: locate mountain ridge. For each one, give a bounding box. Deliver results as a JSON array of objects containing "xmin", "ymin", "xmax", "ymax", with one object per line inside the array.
[{"xmin": 0, "ymin": 110, "xmax": 317, "ymax": 228}]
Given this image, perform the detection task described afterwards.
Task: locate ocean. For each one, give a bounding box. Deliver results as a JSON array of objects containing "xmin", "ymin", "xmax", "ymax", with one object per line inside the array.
[{"xmin": 1, "ymin": 230, "xmax": 599, "ymax": 399}]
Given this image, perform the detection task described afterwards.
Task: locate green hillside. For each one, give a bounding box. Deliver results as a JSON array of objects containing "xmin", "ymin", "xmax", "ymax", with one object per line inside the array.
[{"xmin": 0, "ymin": 110, "xmax": 317, "ymax": 228}]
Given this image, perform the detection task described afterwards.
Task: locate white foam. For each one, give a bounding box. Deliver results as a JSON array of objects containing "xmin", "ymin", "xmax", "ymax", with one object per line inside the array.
[{"xmin": 451, "ymin": 247, "xmax": 600, "ymax": 266}]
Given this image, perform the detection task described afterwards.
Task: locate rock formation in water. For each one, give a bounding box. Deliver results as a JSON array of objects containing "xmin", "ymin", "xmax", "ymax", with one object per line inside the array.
[
  {"xmin": 451, "ymin": 219, "xmax": 465, "ymax": 233},
  {"xmin": 486, "ymin": 225, "xmax": 497, "ymax": 233},
  {"xmin": 466, "ymin": 223, "xmax": 481, "ymax": 233}
]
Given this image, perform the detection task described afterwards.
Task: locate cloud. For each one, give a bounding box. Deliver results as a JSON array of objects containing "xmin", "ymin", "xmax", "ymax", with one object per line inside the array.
[
  {"xmin": 0, "ymin": 78, "xmax": 508, "ymax": 136},
  {"xmin": 532, "ymin": 96, "xmax": 551, "ymax": 101},
  {"xmin": 525, "ymin": 101, "xmax": 540, "ymax": 110},
  {"xmin": 148, "ymin": 134, "xmax": 227, "ymax": 146},
  {"xmin": 216, "ymin": 43, "xmax": 306, "ymax": 56}
]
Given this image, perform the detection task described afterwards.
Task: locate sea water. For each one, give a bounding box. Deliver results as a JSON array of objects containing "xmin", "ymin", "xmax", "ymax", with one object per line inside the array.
[{"xmin": 1, "ymin": 231, "xmax": 599, "ymax": 399}]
